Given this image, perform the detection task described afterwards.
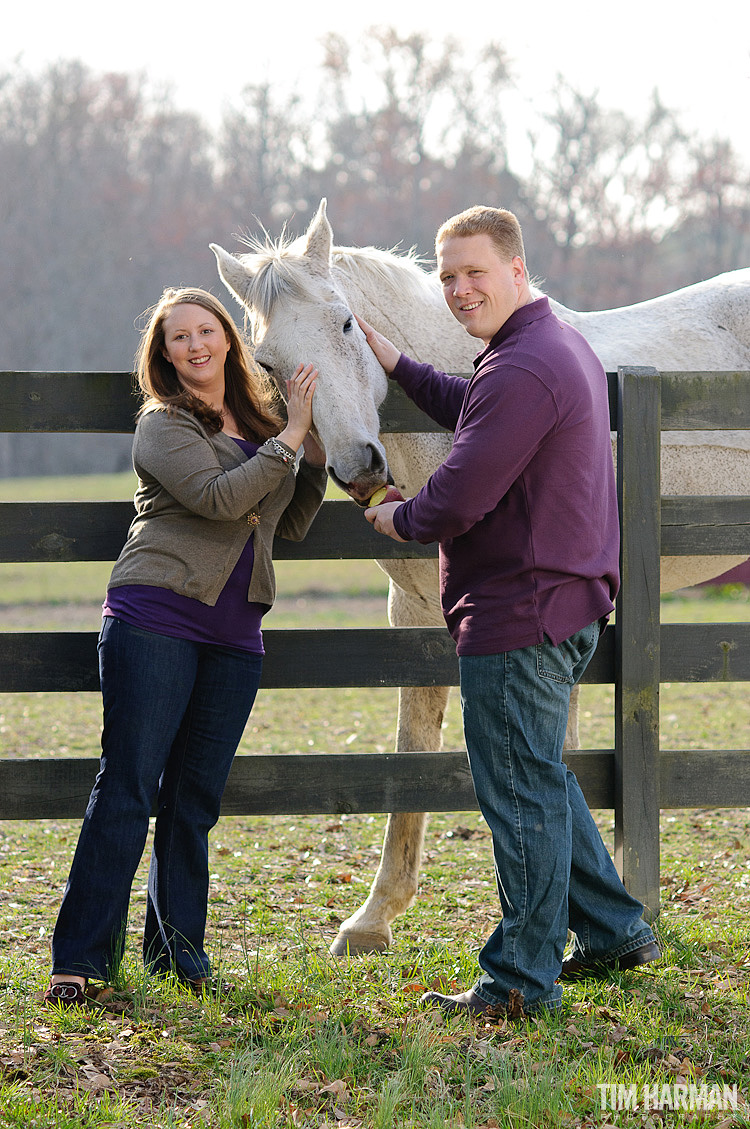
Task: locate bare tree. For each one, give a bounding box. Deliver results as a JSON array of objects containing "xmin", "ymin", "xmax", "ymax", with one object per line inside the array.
[
  {"xmin": 525, "ymin": 81, "xmax": 692, "ymax": 305},
  {"xmin": 0, "ymin": 61, "xmax": 224, "ymax": 371},
  {"xmin": 677, "ymin": 136, "xmax": 750, "ymax": 277},
  {"xmin": 218, "ymin": 82, "xmax": 312, "ymax": 234},
  {"xmin": 312, "ymin": 29, "xmax": 516, "ymax": 253}
]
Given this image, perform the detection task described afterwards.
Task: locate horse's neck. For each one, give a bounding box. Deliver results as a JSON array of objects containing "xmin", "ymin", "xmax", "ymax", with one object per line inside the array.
[
  {"xmin": 373, "ymin": 301, "xmax": 474, "ymax": 373},
  {"xmin": 339, "ymin": 264, "xmax": 475, "ymax": 373}
]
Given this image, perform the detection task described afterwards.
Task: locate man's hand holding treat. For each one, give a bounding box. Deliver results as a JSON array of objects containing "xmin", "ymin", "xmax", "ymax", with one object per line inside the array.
[{"xmin": 364, "ymin": 485, "xmax": 407, "ymax": 542}]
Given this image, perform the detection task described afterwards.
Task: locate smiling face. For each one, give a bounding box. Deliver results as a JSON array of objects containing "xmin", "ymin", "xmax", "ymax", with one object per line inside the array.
[
  {"xmin": 437, "ymin": 233, "xmax": 531, "ymax": 345},
  {"xmin": 161, "ymin": 303, "xmax": 231, "ymax": 401}
]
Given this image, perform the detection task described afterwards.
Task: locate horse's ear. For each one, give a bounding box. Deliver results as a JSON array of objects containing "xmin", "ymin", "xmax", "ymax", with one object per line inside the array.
[
  {"xmin": 304, "ymin": 199, "xmax": 332, "ymax": 276},
  {"xmin": 210, "ymin": 243, "xmax": 255, "ymax": 306}
]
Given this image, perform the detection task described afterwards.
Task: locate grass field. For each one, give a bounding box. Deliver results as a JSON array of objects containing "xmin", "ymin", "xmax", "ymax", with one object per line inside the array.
[{"xmin": 1, "ymin": 474, "xmax": 749, "ymax": 1127}]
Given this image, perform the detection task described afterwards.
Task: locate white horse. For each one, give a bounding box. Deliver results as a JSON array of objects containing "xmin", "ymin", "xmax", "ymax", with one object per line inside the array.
[{"xmin": 211, "ymin": 201, "xmax": 750, "ymax": 956}]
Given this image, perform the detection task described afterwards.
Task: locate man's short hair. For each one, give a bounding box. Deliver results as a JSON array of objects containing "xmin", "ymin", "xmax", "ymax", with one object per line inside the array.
[{"xmin": 436, "ymin": 206, "xmax": 526, "ymax": 266}]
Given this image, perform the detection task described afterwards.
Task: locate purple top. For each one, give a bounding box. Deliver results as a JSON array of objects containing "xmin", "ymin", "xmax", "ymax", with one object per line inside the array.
[
  {"xmin": 103, "ymin": 437, "xmax": 265, "ymax": 654},
  {"xmin": 391, "ymin": 297, "xmax": 620, "ymax": 656}
]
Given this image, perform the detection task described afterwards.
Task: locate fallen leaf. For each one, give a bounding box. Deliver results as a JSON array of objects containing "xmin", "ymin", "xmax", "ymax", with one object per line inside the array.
[
  {"xmin": 319, "ymin": 1078, "xmax": 348, "ymax": 1098},
  {"xmin": 80, "ymin": 1066, "xmax": 115, "ymax": 1090}
]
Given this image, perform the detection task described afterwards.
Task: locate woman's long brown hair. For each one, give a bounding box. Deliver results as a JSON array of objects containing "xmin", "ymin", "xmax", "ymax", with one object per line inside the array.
[{"xmin": 135, "ymin": 287, "xmax": 283, "ymax": 441}]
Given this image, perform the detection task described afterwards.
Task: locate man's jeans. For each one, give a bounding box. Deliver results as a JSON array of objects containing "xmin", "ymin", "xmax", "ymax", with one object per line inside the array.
[
  {"xmin": 52, "ymin": 616, "xmax": 262, "ymax": 983},
  {"xmin": 459, "ymin": 622, "xmax": 655, "ymax": 1012}
]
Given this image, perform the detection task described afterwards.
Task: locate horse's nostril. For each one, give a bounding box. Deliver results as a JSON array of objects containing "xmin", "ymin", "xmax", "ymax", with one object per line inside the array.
[{"xmin": 367, "ymin": 443, "xmax": 386, "ymax": 477}]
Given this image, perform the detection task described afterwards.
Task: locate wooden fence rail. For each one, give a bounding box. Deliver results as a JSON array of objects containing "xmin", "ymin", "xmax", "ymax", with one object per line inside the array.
[{"xmin": 1, "ymin": 367, "xmax": 749, "ymax": 917}]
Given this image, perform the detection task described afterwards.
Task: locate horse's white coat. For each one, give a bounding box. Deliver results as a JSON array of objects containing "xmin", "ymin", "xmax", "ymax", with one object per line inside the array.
[{"xmin": 212, "ymin": 201, "xmax": 750, "ymax": 955}]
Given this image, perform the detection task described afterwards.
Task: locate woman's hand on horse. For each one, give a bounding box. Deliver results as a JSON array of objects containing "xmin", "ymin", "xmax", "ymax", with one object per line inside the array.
[
  {"xmin": 364, "ymin": 499, "xmax": 407, "ymax": 542},
  {"xmin": 278, "ymin": 364, "xmax": 317, "ymax": 451},
  {"xmin": 355, "ymin": 315, "xmax": 401, "ymax": 374}
]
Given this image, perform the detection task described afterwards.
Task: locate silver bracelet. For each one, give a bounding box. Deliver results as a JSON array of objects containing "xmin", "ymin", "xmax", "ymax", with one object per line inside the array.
[{"xmin": 267, "ymin": 437, "xmax": 297, "ymax": 466}]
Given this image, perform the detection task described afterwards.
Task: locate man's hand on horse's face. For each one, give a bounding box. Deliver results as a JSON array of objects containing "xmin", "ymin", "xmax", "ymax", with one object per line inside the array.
[{"xmin": 355, "ymin": 314, "xmax": 401, "ymax": 375}]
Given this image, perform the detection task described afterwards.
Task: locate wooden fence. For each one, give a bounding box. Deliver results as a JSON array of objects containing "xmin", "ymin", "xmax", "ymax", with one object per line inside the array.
[{"xmin": 1, "ymin": 367, "xmax": 749, "ymax": 917}]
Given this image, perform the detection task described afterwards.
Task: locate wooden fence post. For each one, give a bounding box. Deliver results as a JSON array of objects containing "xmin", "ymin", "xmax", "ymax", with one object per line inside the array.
[{"xmin": 615, "ymin": 366, "xmax": 662, "ymax": 918}]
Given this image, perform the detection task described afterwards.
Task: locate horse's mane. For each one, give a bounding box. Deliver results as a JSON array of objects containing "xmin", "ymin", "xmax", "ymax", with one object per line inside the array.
[
  {"xmin": 331, "ymin": 244, "xmax": 438, "ymax": 301},
  {"xmin": 235, "ymin": 228, "xmax": 439, "ymax": 326}
]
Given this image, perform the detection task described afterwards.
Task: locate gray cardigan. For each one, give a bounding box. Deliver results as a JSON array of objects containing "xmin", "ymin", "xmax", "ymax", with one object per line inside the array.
[{"xmin": 107, "ymin": 405, "xmax": 327, "ymax": 608}]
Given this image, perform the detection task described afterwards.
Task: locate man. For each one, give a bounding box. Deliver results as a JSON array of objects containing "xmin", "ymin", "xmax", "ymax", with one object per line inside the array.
[{"xmin": 359, "ymin": 205, "xmax": 659, "ymax": 1016}]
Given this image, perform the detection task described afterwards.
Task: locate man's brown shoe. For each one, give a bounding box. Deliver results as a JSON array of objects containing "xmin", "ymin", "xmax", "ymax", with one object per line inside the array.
[
  {"xmin": 559, "ymin": 940, "xmax": 661, "ymax": 981},
  {"xmin": 420, "ymin": 987, "xmax": 524, "ymax": 1019}
]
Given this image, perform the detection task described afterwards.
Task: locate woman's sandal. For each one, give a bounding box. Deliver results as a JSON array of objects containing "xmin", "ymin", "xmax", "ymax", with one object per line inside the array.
[{"xmin": 44, "ymin": 980, "xmax": 88, "ymax": 1008}]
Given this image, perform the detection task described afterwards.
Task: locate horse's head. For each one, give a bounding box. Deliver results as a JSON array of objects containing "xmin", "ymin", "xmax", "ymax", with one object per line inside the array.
[{"xmin": 211, "ymin": 200, "xmax": 390, "ymax": 504}]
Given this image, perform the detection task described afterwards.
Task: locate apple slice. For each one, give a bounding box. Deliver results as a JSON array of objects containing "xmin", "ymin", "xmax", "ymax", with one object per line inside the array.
[{"xmin": 368, "ymin": 485, "xmax": 404, "ymax": 506}]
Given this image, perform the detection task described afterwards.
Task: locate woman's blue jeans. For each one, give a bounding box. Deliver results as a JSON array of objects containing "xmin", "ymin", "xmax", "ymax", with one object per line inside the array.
[
  {"xmin": 51, "ymin": 616, "xmax": 262, "ymax": 983},
  {"xmin": 459, "ymin": 621, "xmax": 656, "ymax": 1013}
]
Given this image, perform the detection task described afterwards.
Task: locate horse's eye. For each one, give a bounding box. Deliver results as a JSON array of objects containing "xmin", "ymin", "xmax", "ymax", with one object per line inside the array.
[
  {"xmin": 257, "ymin": 361, "xmax": 274, "ymax": 374},
  {"xmin": 343, "ymin": 317, "xmax": 353, "ymax": 333}
]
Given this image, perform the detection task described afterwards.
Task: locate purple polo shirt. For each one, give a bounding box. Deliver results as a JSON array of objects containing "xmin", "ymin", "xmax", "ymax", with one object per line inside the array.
[{"xmin": 391, "ymin": 297, "xmax": 619, "ymax": 656}]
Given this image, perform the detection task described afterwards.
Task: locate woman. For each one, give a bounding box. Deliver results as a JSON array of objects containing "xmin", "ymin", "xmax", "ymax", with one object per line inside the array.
[{"xmin": 45, "ymin": 287, "xmax": 327, "ymax": 1005}]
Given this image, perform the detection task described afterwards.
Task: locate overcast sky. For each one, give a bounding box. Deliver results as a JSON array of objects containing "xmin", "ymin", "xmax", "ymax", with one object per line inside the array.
[{"xmin": 5, "ymin": 0, "xmax": 750, "ymax": 171}]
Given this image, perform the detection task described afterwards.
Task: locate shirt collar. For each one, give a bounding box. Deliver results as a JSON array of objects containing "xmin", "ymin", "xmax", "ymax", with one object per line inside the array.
[{"xmin": 472, "ymin": 295, "xmax": 551, "ymax": 370}]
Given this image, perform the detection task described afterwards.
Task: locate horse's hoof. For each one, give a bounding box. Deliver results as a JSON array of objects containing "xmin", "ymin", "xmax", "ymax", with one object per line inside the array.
[{"xmin": 329, "ymin": 930, "xmax": 390, "ymax": 957}]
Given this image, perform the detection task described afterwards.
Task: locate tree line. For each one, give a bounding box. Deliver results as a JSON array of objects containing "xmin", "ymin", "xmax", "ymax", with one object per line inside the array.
[{"xmin": 1, "ymin": 31, "xmax": 748, "ymax": 472}]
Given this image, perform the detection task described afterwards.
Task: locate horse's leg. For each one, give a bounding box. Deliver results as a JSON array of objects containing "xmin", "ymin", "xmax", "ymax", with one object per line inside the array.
[
  {"xmin": 330, "ymin": 649, "xmax": 579, "ymax": 956},
  {"xmin": 330, "ymin": 684, "xmax": 449, "ymax": 955},
  {"xmin": 331, "ymin": 569, "xmax": 447, "ymax": 956}
]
